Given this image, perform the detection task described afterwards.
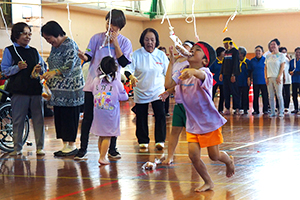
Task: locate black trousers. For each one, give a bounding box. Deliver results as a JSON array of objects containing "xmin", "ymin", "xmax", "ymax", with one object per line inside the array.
[
  {"xmin": 212, "ymin": 84, "xmax": 224, "ymax": 112},
  {"xmin": 253, "ymin": 84, "xmax": 269, "ymax": 113},
  {"xmin": 223, "ymin": 75, "xmax": 240, "ymax": 110},
  {"xmin": 164, "ymin": 96, "xmax": 170, "ymax": 114},
  {"xmin": 136, "ymin": 100, "xmax": 166, "ymax": 144},
  {"xmin": 292, "ymin": 83, "xmax": 300, "ymax": 110},
  {"xmin": 283, "ymin": 84, "xmax": 291, "ymax": 109},
  {"xmin": 239, "ymin": 86, "xmax": 249, "ymax": 111},
  {"xmin": 54, "ymin": 106, "xmax": 80, "ymax": 142},
  {"xmin": 80, "ymin": 92, "xmax": 117, "ymax": 152}
]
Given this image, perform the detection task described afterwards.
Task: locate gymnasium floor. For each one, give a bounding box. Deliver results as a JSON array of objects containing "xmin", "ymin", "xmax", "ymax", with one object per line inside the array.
[{"xmin": 1, "ymin": 97, "xmax": 300, "ymax": 200}]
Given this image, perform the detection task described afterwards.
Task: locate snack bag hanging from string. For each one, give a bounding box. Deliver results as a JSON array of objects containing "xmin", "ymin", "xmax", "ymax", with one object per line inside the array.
[{"xmin": 42, "ymin": 81, "xmax": 52, "ymax": 101}]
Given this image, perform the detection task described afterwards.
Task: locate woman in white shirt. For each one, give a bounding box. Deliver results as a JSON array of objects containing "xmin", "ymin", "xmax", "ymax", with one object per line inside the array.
[
  {"xmin": 125, "ymin": 28, "xmax": 169, "ymax": 151},
  {"xmin": 265, "ymin": 39, "xmax": 285, "ymax": 117}
]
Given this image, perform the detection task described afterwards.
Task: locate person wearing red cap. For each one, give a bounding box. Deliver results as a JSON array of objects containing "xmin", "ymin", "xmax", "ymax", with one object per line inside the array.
[{"xmin": 165, "ymin": 41, "xmax": 235, "ymax": 192}]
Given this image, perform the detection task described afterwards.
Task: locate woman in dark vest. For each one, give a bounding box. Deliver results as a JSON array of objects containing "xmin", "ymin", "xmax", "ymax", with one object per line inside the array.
[{"xmin": 1, "ymin": 22, "xmax": 47, "ymax": 156}]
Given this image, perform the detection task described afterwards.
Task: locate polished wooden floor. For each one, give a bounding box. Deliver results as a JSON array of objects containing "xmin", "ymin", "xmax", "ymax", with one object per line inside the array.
[{"xmin": 1, "ymin": 97, "xmax": 300, "ymax": 200}]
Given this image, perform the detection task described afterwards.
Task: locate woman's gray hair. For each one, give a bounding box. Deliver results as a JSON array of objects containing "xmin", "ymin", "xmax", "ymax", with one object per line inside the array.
[{"xmin": 238, "ymin": 46, "xmax": 247, "ymax": 57}]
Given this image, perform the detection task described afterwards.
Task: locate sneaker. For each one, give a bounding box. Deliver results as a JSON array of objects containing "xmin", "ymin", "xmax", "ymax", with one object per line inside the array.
[
  {"xmin": 279, "ymin": 113, "xmax": 284, "ymax": 117},
  {"xmin": 139, "ymin": 143, "xmax": 149, "ymax": 149},
  {"xmin": 63, "ymin": 148, "xmax": 78, "ymax": 156},
  {"xmin": 291, "ymin": 110, "xmax": 298, "ymax": 114},
  {"xmin": 269, "ymin": 113, "xmax": 276, "ymax": 117},
  {"xmin": 108, "ymin": 151, "xmax": 121, "ymax": 159},
  {"xmin": 155, "ymin": 143, "xmax": 164, "ymax": 151},
  {"xmin": 36, "ymin": 149, "xmax": 45, "ymax": 155},
  {"xmin": 263, "ymin": 111, "xmax": 269, "ymax": 114},
  {"xmin": 252, "ymin": 111, "xmax": 259, "ymax": 115},
  {"xmin": 74, "ymin": 150, "xmax": 87, "ymax": 160},
  {"xmin": 284, "ymin": 109, "xmax": 289, "ymax": 113},
  {"xmin": 139, "ymin": 144, "xmax": 149, "ymax": 152},
  {"xmin": 9, "ymin": 150, "xmax": 22, "ymax": 156}
]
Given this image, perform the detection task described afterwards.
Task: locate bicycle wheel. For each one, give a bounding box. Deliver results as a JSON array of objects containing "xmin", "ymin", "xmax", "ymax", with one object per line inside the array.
[{"xmin": 0, "ymin": 102, "xmax": 30, "ymax": 152}]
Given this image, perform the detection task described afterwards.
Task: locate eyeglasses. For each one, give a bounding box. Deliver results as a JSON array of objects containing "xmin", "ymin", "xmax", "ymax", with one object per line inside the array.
[{"xmin": 20, "ymin": 32, "xmax": 32, "ymax": 36}]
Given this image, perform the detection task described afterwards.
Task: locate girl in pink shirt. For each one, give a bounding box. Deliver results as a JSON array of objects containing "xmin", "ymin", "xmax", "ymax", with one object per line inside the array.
[
  {"xmin": 165, "ymin": 41, "xmax": 235, "ymax": 192},
  {"xmin": 88, "ymin": 56, "xmax": 128, "ymax": 165}
]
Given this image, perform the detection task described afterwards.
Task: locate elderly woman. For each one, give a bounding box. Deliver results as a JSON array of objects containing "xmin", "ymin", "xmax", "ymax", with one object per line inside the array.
[
  {"xmin": 1, "ymin": 22, "xmax": 47, "ymax": 156},
  {"xmin": 265, "ymin": 39, "xmax": 285, "ymax": 117},
  {"xmin": 125, "ymin": 28, "xmax": 169, "ymax": 151},
  {"xmin": 248, "ymin": 45, "xmax": 269, "ymax": 115},
  {"xmin": 41, "ymin": 21, "xmax": 84, "ymax": 156}
]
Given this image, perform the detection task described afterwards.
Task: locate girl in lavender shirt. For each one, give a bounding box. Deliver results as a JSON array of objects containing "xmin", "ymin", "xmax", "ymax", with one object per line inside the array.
[
  {"xmin": 165, "ymin": 41, "xmax": 235, "ymax": 192},
  {"xmin": 87, "ymin": 56, "xmax": 128, "ymax": 165}
]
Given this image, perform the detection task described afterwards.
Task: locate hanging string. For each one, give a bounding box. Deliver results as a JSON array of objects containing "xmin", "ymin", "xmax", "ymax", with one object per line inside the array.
[
  {"xmin": 99, "ymin": 2, "xmax": 112, "ymax": 57},
  {"xmin": 184, "ymin": 0, "xmax": 199, "ymax": 41},
  {"xmin": 0, "ymin": 5, "xmax": 24, "ymax": 62},
  {"xmin": 223, "ymin": 0, "xmax": 239, "ymax": 33},
  {"xmin": 39, "ymin": 3, "xmax": 43, "ymax": 60},
  {"xmin": 66, "ymin": 3, "xmax": 74, "ymax": 41},
  {"xmin": 160, "ymin": 0, "xmax": 191, "ymax": 57}
]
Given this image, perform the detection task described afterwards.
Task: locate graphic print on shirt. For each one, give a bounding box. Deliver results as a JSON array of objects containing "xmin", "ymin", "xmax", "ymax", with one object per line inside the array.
[{"xmin": 94, "ymin": 84, "xmax": 114, "ymax": 110}]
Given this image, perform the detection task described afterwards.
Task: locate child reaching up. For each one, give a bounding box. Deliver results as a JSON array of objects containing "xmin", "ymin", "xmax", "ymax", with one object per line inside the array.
[
  {"xmin": 165, "ymin": 41, "xmax": 235, "ymax": 192},
  {"xmin": 88, "ymin": 56, "xmax": 128, "ymax": 165}
]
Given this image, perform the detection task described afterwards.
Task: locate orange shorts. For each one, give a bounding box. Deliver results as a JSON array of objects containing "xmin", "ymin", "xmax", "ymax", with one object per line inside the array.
[{"xmin": 186, "ymin": 127, "xmax": 223, "ymax": 148}]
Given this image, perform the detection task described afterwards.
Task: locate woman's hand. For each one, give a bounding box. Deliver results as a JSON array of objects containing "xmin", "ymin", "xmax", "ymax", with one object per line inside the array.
[
  {"xmin": 219, "ymin": 74, "xmax": 223, "ymax": 81},
  {"xmin": 158, "ymin": 91, "xmax": 170, "ymax": 102},
  {"xmin": 110, "ymin": 31, "xmax": 120, "ymax": 47},
  {"xmin": 78, "ymin": 50, "xmax": 88, "ymax": 61},
  {"xmin": 129, "ymin": 75, "xmax": 138, "ymax": 87},
  {"xmin": 276, "ymin": 76, "xmax": 282, "ymax": 84},
  {"xmin": 231, "ymin": 76, "xmax": 236, "ymax": 83},
  {"xmin": 34, "ymin": 64, "xmax": 42, "ymax": 73},
  {"xmin": 179, "ymin": 68, "xmax": 195, "ymax": 80},
  {"xmin": 18, "ymin": 61, "xmax": 27, "ymax": 70},
  {"xmin": 41, "ymin": 71, "xmax": 56, "ymax": 81},
  {"xmin": 290, "ymin": 71, "xmax": 294, "ymax": 76}
]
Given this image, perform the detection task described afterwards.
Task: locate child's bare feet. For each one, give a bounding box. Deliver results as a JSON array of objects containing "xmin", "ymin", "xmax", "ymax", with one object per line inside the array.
[
  {"xmin": 98, "ymin": 158, "xmax": 110, "ymax": 165},
  {"xmin": 194, "ymin": 182, "xmax": 214, "ymax": 192},
  {"xmin": 226, "ymin": 156, "xmax": 235, "ymax": 178},
  {"xmin": 162, "ymin": 157, "xmax": 173, "ymax": 165}
]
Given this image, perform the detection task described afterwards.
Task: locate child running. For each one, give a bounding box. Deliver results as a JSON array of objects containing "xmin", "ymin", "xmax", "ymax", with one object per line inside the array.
[
  {"xmin": 88, "ymin": 56, "xmax": 128, "ymax": 165},
  {"xmin": 165, "ymin": 41, "xmax": 235, "ymax": 192},
  {"xmin": 159, "ymin": 40, "xmax": 194, "ymax": 165}
]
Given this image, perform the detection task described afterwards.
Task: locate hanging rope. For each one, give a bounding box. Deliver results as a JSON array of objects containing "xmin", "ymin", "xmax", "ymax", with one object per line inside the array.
[
  {"xmin": 223, "ymin": 0, "xmax": 239, "ymax": 33},
  {"xmin": 160, "ymin": 0, "xmax": 191, "ymax": 57},
  {"xmin": 0, "ymin": 5, "xmax": 24, "ymax": 61},
  {"xmin": 99, "ymin": 1, "xmax": 112, "ymax": 57},
  {"xmin": 184, "ymin": 0, "xmax": 199, "ymax": 41}
]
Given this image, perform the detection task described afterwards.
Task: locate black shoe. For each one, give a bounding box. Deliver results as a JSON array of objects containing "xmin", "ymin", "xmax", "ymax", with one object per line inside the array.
[
  {"xmin": 54, "ymin": 150, "xmax": 63, "ymax": 156},
  {"xmin": 108, "ymin": 150, "xmax": 121, "ymax": 159},
  {"xmin": 291, "ymin": 110, "xmax": 298, "ymax": 114},
  {"xmin": 63, "ymin": 148, "xmax": 78, "ymax": 156},
  {"xmin": 74, "ymin": 149, "xmax": 87, "ymax": 160},
  {"xmin": 252, "ymin": 111, "xmax": 259, "ymax": 115}
]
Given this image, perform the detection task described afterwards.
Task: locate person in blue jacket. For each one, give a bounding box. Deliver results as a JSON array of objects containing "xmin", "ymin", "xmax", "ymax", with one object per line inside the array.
[
  {"xmin": 289, "ymin": 47, "xmax": 300, "ymax": 114},
  {"xmin": 248, "ymin": 45, "xmax": 269, "ymax": 115},
  {"xmin": 210, "ymin": 47, "xmax": 225, "ymax": 112},
  {"xmin": 237, "ymin": 47, "xmax": 250, "ymax": 114}
]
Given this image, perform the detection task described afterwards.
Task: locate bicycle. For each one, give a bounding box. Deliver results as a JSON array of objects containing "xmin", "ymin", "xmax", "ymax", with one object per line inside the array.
[{"xmin": 0, "ymin": 88, "xmax": 30, "ymax": 152}]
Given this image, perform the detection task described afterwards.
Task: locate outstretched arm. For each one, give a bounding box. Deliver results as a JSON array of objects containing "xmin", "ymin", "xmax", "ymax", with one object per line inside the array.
[
  {"xmin": 165, "ymin": 46, "xmax": 177, "ymax": 89},
  {"xmin": 179, "ymin": 68, "xmax": 206, "ymax": 81}
]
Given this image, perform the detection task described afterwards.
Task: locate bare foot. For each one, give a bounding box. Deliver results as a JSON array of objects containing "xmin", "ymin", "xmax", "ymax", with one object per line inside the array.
[
  {"xmin": 194, "ymin": 183, "xmax": 214, "ymax": 192},
  {"xmin": 226, "ymin": 156, "xmax": 235, "ymax": 178},
  {"xmin": 98, "ymin": 158, "xmax": 110, "ymax": 165},
  {"xmin": 162, "ymin": 157, "xmax": 173, "ymax": 165}
]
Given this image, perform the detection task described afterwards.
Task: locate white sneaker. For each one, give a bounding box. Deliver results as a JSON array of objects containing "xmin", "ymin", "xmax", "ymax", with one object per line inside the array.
[
  {"xmin": 36, "ymin": 149, "xmax": 45, "ymax": 155},
  {"xmin": 9, "ymin": 150, "xmax": 22, "ymax": 156},
  {"xmin": 139, "ymin": 143, "xmax": 149, "ymax": 149},
  {"xmin": 155, "ymin": 143, "xmax": 164, "ymax": 150}
]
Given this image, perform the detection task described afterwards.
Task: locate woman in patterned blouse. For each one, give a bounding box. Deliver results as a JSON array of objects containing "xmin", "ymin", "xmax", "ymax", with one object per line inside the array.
[{"xmin": 41, "ymin": 21, "xmax": 84, "ymax": 156}]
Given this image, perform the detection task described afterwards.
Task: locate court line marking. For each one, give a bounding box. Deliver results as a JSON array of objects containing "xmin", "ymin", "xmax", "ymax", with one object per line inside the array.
[
  {"xmin": 229, "ymin": 130, "xmax": 300, "ymax": 151},
  {"xmin": 49, "ymin": 168, "xmax": 165, "ymax": 200}
]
